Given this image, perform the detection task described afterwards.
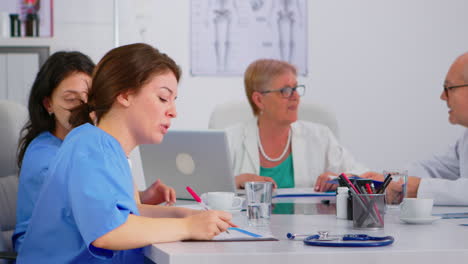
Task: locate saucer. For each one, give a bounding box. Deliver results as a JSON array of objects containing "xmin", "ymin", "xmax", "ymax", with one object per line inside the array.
[{"xmin": 400, "ymin": 216, "xmax": 441, "ymax": 225}]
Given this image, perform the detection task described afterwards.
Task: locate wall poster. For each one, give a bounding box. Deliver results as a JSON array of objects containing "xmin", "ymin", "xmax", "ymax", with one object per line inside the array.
[{"xmin": 191, "ymin": 0, "xmax": 308, "ymax": 76}]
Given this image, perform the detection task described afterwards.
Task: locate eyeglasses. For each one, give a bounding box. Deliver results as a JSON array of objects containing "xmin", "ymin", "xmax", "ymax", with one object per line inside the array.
[
  {"xmin": 443, "ymin": 84, "xmax": 468, "ymax": 98},
  {"xmin": 260, "ymin": 85, "xmax": 306, "ymax": 98}
]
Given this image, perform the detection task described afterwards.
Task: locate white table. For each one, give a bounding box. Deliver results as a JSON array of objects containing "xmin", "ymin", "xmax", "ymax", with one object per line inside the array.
[{"xmin": 144, "ymin": 199, "xmax": 468, "ymax": 264}]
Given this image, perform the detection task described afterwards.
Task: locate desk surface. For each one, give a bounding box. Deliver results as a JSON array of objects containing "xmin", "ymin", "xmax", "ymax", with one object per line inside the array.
[{"xmin": 145, "ymin": 200, "xmax": 468, "ymax": 264}]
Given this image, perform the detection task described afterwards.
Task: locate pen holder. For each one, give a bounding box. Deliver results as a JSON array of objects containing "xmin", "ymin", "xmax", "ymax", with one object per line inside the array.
[{"xmin": 352, "ymin": 193, "xmax": 385, "ymax": 229}]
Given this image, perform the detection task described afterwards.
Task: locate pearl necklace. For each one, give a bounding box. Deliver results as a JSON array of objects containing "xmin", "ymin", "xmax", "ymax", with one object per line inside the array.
[{"xmin": 257, "ymin": 128, "xmax": 291, "ymax": 162}]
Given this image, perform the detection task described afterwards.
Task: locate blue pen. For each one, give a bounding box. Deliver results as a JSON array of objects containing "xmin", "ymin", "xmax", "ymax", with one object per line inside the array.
[{"xmin": 228, "ymin": 227, "xmax": 262, "ymax": 238}]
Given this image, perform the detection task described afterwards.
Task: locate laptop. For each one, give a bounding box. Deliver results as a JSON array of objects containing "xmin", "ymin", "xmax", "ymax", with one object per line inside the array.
[{"xmin": 139, "ymin": 130, "xmax": 237, "ymax": 199}]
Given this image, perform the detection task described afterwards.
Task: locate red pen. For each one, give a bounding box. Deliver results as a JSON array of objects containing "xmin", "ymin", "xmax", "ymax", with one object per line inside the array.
[
  {"xmin": 365, "ymin": 183, "xmax": 384, "ymax": 224},
  {"xmin": 186, "ymin": 186, "xmax": 232, "ymax": 234},
  {"xmin": 185, "ymin": 186, "xmax": 210, "ymax": 210},
  {"xmin": 340, "ymin": 173, "xmax": 361, "ymax": 195}
]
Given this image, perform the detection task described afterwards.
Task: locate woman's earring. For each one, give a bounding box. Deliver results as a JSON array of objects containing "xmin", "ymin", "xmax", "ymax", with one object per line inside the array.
[{"xmin": 48, "ymin": 112, "xmax": 53, "ymax": 116}]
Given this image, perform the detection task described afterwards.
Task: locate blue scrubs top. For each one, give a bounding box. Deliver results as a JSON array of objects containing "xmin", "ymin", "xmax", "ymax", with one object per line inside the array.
[
  {"xmin": 16, "ymin": 124, "xmax": 142, "ymax": 263},
  {"xmin": 13, "ymin": 131, "xmax": 62, "ymax": 251}
]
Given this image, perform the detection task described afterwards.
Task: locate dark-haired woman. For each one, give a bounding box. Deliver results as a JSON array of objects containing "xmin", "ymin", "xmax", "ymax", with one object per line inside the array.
[
  {"xmin": 16, "ymin": 44, "xmax": 233, "ymax": 263},
  {"xmin": 13, "ymin": 51, "xmax": 95, "ymax": 252}
]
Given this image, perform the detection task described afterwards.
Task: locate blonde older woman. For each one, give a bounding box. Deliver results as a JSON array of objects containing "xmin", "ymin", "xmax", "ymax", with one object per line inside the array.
[{"xmin": 226, "ymin": 59, "xmax": 368, "ymax": 191}]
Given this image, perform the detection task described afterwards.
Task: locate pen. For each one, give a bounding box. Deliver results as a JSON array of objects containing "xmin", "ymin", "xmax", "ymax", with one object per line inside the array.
[
  {"xmin": 185, "ymin": 186, "xmax": 231, "ymax": 234},
  {"xmin": 366, "ymin": 183, "xmax": 383, "ymax": 223},
  {"xmin": 358, "ymin": 185, "xmax": 367, "ymax": 196},
  {"xmin": 339, "ymin": 173, "xmax": 361, "ymax": 195},
  {"xmin": 376, "ymin": 175, "xmax": 393, "ymax": 194},
  {"xmin": 185, "ymin": 186, "xmax": 210, "ymax": 210}
]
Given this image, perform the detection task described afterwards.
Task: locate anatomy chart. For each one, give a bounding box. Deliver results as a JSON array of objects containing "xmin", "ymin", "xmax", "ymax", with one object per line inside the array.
[{"xmin": 191, "ymin": 0, "xmax": 308, "ymax": 76}]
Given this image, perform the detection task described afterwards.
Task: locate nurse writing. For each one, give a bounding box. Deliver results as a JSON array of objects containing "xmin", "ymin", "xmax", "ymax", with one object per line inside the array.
[
  {"xmin": 16, "ymin": 43, "xmax": 232, "ymax": 263},
  {"xmin": 13, "ymin": 51, "xmax": 177, "ymax": 253}
]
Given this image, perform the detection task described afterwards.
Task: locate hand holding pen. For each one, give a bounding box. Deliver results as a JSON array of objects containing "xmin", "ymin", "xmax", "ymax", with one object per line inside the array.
[
  {"xmin": 183, "ymin": 209, "xmax": 237, "ymax": 240},
  {"xmin": 186, "ymin": 186, "xmax": 237, "ymax": 234}
]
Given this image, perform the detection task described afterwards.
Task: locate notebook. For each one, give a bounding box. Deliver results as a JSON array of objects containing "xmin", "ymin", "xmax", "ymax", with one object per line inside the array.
[{"xmin": 139, "ymin": 130, "xmax": 237, "ymax": 199}]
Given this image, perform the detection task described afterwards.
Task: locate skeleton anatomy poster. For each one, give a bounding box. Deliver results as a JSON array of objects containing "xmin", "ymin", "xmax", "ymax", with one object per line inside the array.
[{"xmin": 191, "ymin": 0, "xmax": 308, "ymax": 76}]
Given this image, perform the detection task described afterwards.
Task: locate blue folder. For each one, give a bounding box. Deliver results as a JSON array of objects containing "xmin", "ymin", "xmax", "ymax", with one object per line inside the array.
[
  {"xmin": 273, "ymin": 192, "xmax": 336, "ymax": 198},
  {"xmin": 326, "ymin": 176, "xmax": 384, "ymax": 189}
]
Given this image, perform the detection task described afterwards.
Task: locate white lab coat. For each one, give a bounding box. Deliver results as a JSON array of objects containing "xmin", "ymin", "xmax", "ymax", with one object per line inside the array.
[
  {"xmin": 225, "ymin": 119, "xmax": 369, "ymax": 187},
  {"xmin": 409, "ymin": 129, "xmax": 468, "ymax": 205}
]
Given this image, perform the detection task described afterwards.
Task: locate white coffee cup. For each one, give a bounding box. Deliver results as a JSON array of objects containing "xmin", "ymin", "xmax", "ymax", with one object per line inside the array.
[
  {"xmin": 400, "ymin": 198, "xmax": 434, "ymax": 219},
  {"xmin": 201, "ymin": 192, "xmax": 244, "ymax": 211}
]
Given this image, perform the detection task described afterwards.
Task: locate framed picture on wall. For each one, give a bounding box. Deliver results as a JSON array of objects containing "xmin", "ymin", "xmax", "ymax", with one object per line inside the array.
[
  {"xmin": 0, "ymin": 0, "xmax": 54, "ymax": 37},
  {"xmin": 190, "ymin": 0, "xmax": 308, "ymax": 76}
]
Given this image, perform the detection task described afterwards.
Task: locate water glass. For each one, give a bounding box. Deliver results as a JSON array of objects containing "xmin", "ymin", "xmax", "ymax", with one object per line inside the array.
[
  {"xmin": 383, "ymin": 169, "xmax": 408, "ymax": 209},
  {"xmin": 245, "ymin": 182, "xmax": 273, "ymax": 226}
]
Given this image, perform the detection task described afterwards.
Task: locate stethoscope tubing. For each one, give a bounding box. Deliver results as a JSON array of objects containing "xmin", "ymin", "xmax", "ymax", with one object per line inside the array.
[{"xmin": 303, "ymin": 235, "xmax": 395, "ymax": 247}]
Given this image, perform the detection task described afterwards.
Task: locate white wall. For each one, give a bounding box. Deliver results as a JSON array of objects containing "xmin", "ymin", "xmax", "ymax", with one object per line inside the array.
[
  {"xmin": 52, "ymin": 0, "xmax": 114, "ymax": 61},
  {"xmin": 49, "ymin": 0, "xmax": 468, "ymax": 172}
]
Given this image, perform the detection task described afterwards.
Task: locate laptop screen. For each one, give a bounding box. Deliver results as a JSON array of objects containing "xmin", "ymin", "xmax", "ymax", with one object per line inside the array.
[{"xmin": 139, "ymin": 130, "xmax": 236, "ymax": 199}]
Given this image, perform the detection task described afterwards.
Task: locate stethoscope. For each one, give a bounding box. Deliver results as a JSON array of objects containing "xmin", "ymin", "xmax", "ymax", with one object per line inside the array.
[{"xmin": 287, "ymin": 231, "xmax": 395, "ymax": 247}]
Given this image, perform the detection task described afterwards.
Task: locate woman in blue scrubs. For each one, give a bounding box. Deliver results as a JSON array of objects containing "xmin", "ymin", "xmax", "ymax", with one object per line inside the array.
[
  {"xmin": 13, "ymin": 51, "xmax": 95, "ymax": 252},
  {"xmin": 13, "ymin": 51, "xmax": 179, "ymax": 254},
  {"xmin": 16, "ymin": 43, "xmax": 233, "ymax": 263}
]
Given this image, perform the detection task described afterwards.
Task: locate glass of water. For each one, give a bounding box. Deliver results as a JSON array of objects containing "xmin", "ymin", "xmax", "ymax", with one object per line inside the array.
[
  {"xmin": 245, "ymin": 182, "xmax": 273, "ymax": 226},
  {"xmin": 383, "ymin": 169, "xmax": 408, "ymax": 209}
]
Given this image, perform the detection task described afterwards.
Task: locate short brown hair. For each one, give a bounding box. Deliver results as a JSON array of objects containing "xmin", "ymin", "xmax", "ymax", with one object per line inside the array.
[
  {"xmin": 70, "ymin": 43, "xmax": 181, "ymax": 127},
  {"xmin": 244, "ymin": 59, "xmax": 296, "ymax": 116}
]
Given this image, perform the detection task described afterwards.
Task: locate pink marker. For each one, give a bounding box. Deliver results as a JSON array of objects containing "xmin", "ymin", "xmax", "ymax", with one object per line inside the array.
[
  {"xmin": 186, "ymin": 186, "xmax": 233, "ymax": 234},
  {"xmin": 186, "ymin": 186, "xmax": 210, "ymax": 211}
]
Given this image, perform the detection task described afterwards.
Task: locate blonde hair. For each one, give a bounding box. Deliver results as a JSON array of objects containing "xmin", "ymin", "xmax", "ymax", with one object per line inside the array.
[{"xmin": 244, "ymin": 59, "xmax": 296, "ymax": 116}]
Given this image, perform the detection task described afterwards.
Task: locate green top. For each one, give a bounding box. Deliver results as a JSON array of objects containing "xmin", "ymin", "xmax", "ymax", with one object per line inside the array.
[{"xmin": 260, "ymin": 154, "xmax": 295, "ymax": 188}]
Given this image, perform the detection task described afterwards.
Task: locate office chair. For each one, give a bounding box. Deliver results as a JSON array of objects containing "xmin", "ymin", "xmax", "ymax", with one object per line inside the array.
[
  {"xmin": 0, "ymin": 100, "xmax": 28, "ymax": 262},
  {"xmin": 208, "ymin": 101, "xmax": 340, "ymax": 138}
]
